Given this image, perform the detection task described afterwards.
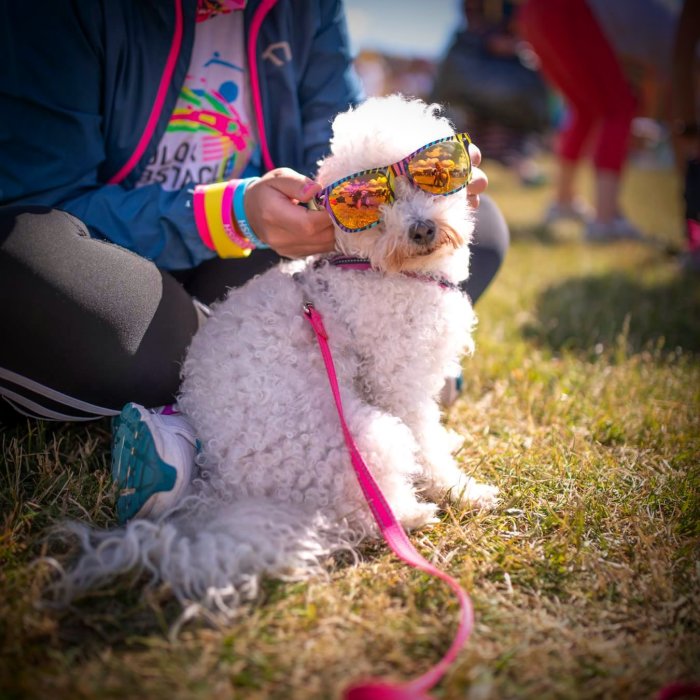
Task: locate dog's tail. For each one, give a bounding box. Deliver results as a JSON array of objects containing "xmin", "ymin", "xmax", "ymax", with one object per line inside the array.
[{"xmin": 42, "ymin": 496, "xmax": 360, "ymax": 614}]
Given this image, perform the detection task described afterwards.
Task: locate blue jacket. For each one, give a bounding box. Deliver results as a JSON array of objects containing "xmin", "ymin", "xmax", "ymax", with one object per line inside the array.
[{"xmin": 0, "ymin": 0, "xmax": 364, "ymax": 269}]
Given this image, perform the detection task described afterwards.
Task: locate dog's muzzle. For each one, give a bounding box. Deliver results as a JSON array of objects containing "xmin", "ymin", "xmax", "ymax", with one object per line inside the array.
[{"xmin": 408, "ymin": 219, "xmax": 436, "ymax": 246}]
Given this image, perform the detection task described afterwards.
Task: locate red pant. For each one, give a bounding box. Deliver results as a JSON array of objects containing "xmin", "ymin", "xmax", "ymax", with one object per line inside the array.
[{"xmin": 517, "ymin": 0, "xmax": 637, "ymax": 173}]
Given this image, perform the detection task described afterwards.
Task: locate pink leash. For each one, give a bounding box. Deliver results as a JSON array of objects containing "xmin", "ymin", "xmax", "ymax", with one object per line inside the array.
[
  {"xmin": 303, "ymin": 303, "xmax": 474, "ymax": 699},
  {"xmin": 304, "ymin": 301, "xmax": 700, "ymax": 699}
]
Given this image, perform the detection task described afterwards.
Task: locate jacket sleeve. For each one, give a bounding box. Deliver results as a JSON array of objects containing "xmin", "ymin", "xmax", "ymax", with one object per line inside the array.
[
  {"xmin": 296, "ymin": 0, "xmax": 366, "ymax": 174},
  {"xmin": 53, "ymin": 184, "xmax": 214, "ymax": 270},
  {"xmin": 0, "ymin": 0, "xmax": 214, "ymax": 270}
]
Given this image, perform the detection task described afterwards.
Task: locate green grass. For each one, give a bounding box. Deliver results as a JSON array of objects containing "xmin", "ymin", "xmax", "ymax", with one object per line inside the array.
[{"xmin": 1, "ymin": 157, "xmax": 698, "ymax": 699}]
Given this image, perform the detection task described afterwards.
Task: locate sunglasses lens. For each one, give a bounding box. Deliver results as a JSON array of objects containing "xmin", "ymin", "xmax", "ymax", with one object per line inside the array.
[
  {"xmin": 407, "ymin": 137, "xmax": 471, "ymax": 195},
  {"xmin": 327, "ymin": 172, "xmax": 391, "ymax": 231}
]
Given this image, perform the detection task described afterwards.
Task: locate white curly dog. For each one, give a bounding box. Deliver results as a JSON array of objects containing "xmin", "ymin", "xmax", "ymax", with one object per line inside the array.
[{"xmin": 57, "ymin": 95, "xmax": 497, "ymax": 610}]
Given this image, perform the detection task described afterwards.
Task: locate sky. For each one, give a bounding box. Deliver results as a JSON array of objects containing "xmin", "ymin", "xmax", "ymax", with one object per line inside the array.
[{"xmin": 343, "ymin": 0, "xmax": 464, "ymax": 61}]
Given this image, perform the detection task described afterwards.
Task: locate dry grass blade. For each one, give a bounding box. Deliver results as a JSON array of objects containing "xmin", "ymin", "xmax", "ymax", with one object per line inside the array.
[{"xmin": 1, "ymin": 158, "xmax": 698, "ymax": 699}]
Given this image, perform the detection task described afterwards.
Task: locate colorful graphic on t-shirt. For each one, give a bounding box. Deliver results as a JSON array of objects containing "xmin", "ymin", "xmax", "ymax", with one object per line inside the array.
[
  {"xmin": 196, "ymin": 0, "xmax": 247, "ymax": 23},
  {"xmin": 136, "ymin": 8, "xmax": 256, "ymax": 192},
  {"xmin": 168, "ymin": 67, "xmax": 251, "ymax": 180},
  {"xmin": 171, "ymin": 86, "xmax": 247, "ymax": 151}
]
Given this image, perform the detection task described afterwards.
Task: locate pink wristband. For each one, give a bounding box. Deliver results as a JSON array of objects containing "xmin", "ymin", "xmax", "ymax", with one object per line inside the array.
[
  {"xmin": 193, "ymin": 186, "xmax": 216, "ymax": 251},
  {"xmin": 221, "ymin": 180, "xmax": 255, "ymax": 250}
]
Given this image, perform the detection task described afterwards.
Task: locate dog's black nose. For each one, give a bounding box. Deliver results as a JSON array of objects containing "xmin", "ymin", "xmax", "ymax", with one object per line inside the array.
[{"xmin": 408, "ymin": 219, "xmax": 436, "ymax": 245}]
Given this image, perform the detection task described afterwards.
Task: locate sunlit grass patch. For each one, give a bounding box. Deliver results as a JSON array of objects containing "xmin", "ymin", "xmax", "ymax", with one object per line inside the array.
[{"xmin": 1, "ymin": 159, "xmax": 698, "ymax": 699}]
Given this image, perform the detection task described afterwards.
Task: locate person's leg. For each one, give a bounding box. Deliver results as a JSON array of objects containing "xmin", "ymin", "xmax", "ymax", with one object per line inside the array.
[
  {"xmin": 517, "ymin": 0, "xmax": 637, "ymax": 231},
  {"xmin": 685, "ymin": 160, "xmax": 700, "ymax": 252},
  {"xmin": 517, "ymin": 0, "xmax": 597, "ymax": 166},
  {"xmin": 0, "ymin": 205, "xmax": 206, "ymax": 521},
  {"xmin": 0, "ymin": 206, "xmax": 201, "ymax": 421},
  {"xmin": 553, "ymin": 158, "xmax": 579, "ymax": 206},
  {"xmin": 170, "ymin": 192, "xmax": 509, "ymax": 308},
  {"xmin": 171, "ymin": 249, "xmax": 281, "ymax": 306},
  {"xmin": 564, "ymin": 4, "xmax": 636, "ymax": 227},
  {"xmin": 462, "ymin": 194, "xmax": 510, "ymax": 304},
  {"xmin": 517, "ymin": 0, "xmax": 594, "ymax": 218},
  {"xmin": 438, "ymin": 194, "xmax": 509, "ymax": 407},
  {"xmin": 167, "ymin": 202, "xmax": 508, "ymax": 413}
]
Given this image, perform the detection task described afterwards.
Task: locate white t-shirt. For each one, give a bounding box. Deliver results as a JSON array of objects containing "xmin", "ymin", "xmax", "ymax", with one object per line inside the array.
[{"xmin": 136, "ymin": 2, "xmax": 259, "ymax": 191}]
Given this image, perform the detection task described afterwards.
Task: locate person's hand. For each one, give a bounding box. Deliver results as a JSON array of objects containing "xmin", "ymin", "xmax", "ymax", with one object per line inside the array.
[
  {"xmin": 467, "ymin": 143, "xmax": 488, "ymax": 209},
  {"xmin": 244, "ymin": 168, "xmax": 335, "ymax": 258}
]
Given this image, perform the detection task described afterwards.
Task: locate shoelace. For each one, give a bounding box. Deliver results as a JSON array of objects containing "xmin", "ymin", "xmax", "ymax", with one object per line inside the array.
[{"xmin": 303, "ymin": 302, "xmax": 473, "ymax": 699}]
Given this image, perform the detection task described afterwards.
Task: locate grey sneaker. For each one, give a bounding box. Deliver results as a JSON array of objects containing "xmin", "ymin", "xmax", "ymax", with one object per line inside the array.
[
  {"xmin": 440, "ymin": 372, "xmax": 464, "ymax": 408},
  {"xmin": 585, "ymin": 216, "xmax": 645, "ymax": 242},
  {"xmin": 543, "ymin": 199, "xmax": 593, "ymax": 226},
  {"xmin": 111, "ymin": 403, "xmax": 199, "ymax": 525}
]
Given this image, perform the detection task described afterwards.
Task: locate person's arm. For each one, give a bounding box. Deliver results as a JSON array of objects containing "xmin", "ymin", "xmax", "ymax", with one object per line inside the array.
[
  {"xmin": 56, "ymin": 184, "xmax": 214, "ymax": 270},
  {"xmin": 296, "ymin": 0, "xmax": 365, "ymax": 174},
  {"xmin": 0, "ymin": 1, "xmax": 216, "ymax": 270},
  {"xmin": 237, "ymin": 0, "xmax": 366, "ymax": 257}
]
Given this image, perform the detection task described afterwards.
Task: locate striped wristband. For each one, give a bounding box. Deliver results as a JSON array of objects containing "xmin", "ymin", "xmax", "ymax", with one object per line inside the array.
[
  {"xmin": 233, "ymin": 177, "xmax": 269, "ymax": 249},
  {"xmin": 193, "ymin": 186, "xmax": 216, "ymax": 251},
  {"xmin": 221, "ymin": 180, "xmax": 255, "ymax": 251},
  {"xmin": 193, "ymin": 182, "xmax": 252, "ymax": 258}
]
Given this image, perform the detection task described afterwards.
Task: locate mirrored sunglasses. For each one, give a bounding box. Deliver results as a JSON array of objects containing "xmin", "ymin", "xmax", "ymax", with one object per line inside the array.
[{"xmin": 310, "ymin": 133, "xmax": 472, "ymax": 233}]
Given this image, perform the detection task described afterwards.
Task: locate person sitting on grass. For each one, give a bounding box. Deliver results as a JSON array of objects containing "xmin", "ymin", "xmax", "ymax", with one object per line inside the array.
[{"xmin": 0, "ymin": 0, "xmax": 509, "ymax": 524}]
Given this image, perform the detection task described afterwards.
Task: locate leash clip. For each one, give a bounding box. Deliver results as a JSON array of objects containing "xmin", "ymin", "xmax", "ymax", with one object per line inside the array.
[{"xmin": 303, "ymin": 301, "xmax": 328, "ymax": 339}]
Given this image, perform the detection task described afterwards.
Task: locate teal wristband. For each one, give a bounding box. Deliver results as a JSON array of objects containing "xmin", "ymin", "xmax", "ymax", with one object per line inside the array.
[{"xmin": 233, "ymin": 177, "xmax": 269, "ymax": 249}]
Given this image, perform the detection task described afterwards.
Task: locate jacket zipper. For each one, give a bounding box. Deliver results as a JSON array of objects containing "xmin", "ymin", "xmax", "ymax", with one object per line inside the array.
[
  {"xmin": 247, "ymin": 0, "xmax": 279, "ymax": 172},
  {"xmin": 108, "ymin": 0, "xmax": 185, "ymax": 184}
]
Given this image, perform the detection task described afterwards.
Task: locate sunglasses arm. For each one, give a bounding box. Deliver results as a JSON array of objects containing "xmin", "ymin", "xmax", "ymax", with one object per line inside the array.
[{"xmin": 305, "ymin": 191, "xmax": 330, "ymax": 212}]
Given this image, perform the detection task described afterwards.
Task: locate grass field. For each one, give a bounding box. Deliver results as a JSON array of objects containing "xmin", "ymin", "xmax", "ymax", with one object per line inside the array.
[{"xmin": 1, "ymin": 157, "xmax": 698, "ymax": 700}]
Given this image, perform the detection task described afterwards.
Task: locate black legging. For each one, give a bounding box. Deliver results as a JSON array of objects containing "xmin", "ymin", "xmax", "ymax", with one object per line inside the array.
[{"xmin": 0, "ymin": 198, "xmax": 508, "ymax": 422}]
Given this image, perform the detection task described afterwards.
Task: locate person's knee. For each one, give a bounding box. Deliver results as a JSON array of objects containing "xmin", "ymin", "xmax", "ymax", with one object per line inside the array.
[
  {"xmin": 464, "ymin": 195, "xmax": 510, "ymax": 303},
  {"xmin": 111, "ymin": 272, "xmax": 200, "ymax": 408},
  {"xmin": 473, "ymin": 195, "xmax": 509, "ymax": 262},
  {"xmin": 0, "ymin": 208, "xmax": 200, "ymax": 413},
  {"xmin": 0, "ymin": 206, "xmax": 89, "ymax": 249}
]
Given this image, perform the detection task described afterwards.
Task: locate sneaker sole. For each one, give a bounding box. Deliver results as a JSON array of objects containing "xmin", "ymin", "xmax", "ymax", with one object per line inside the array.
[{"xmin": 111, "ymin": 403, "xmax": 177, "ymax": 525}]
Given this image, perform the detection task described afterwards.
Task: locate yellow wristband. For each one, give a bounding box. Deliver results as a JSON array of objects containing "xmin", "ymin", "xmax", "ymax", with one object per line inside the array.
[{"xmin": 201, "ymin": 181, "xmax": 251, "ymax": 258}]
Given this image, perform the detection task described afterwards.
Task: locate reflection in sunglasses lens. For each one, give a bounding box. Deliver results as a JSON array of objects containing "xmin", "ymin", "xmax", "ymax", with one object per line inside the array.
[
  {"xmin": 329, "ymin": 172, "xmax": 390, "ymax": 231},
  {"xmin": 407, "ymin": 138, "xmax": 471, "ymax": 196}
]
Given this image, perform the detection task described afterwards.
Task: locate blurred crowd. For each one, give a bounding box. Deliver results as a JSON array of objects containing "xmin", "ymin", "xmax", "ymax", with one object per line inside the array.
[{"xmin": 353, "ymin": 0, "xmax": 699, "ymax": 265}]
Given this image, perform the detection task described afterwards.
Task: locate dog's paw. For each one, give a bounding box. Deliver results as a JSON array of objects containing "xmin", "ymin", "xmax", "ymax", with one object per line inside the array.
[
  {"xmin": 449, "ymin": 476, "xmax": 499, "ymax": 510},
  {"xmin": 400, "ymin": 501, "xmax": 439, "ymax": 531},
  {"xmin": 445, "ymin": 428, "xmax": 465, "ymax": 454}
]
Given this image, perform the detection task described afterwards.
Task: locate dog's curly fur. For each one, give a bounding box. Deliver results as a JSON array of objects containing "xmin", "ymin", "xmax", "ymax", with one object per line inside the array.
[{"xmin": 52, "ymin": 95, "xmax": 497, "ymax": 611}]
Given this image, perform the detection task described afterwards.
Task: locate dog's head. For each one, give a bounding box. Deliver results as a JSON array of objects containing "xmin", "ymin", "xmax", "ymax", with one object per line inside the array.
[{"xmin": 315, "ymin": 95, "xmax": 474, "ymax": 281}]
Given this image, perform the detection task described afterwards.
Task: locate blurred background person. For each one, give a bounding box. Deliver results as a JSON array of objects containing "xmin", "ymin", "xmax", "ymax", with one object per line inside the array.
[
  {"xmin": 671, "ymin": 0, "xmax": 700, "ymax": 271},
  {"xmin": 516, "ymin": 0, "xmax": 680, "ymax": 241},
  {"xmin": 431, "ymin": 0, "xmax": 551, "ymax": 187}
]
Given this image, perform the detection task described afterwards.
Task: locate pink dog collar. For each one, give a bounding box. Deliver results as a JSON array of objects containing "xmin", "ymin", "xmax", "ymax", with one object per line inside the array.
[{"xmin": 321, "ymin": 255, "xmax": 461, "ymax": 292}]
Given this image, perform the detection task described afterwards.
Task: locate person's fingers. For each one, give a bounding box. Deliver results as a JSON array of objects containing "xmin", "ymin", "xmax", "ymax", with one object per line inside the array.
[
  {"xmin": 468, "ymin": 166, "xmax": 488, "ymax": 195},
  {"xmin": 304, "ymin": 213, "xmax": 336, "ymax": 246},
  {"xmin": 245, "ymin": 175, "xmax": 336, "ymax": 257},
  {"xmin": 466, "ymin": 153, "xmax": 487, "ymax": 208},
  {"xmin": 268, "ymin": 197, "xmax": 331, "ymax": 233},
  {"xmin": 468, "ymin": 143, "xmax": 482, "ymax": 167},
  {"xmin": 272, "ymin": 209, "xmax": 335, "ymax": 257},
  {"xmin": 299, "ymin": 179, "xmax": 323, "ymax": 203},
  {"xmin": 259, "ymin": 168, "xmax": 322, "ymax": 202}
]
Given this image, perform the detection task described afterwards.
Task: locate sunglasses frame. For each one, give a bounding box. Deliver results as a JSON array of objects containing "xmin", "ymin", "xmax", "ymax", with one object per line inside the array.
[{"xmin": 312, "ymin": 132, "xmax": 473, "ymax": 234}]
